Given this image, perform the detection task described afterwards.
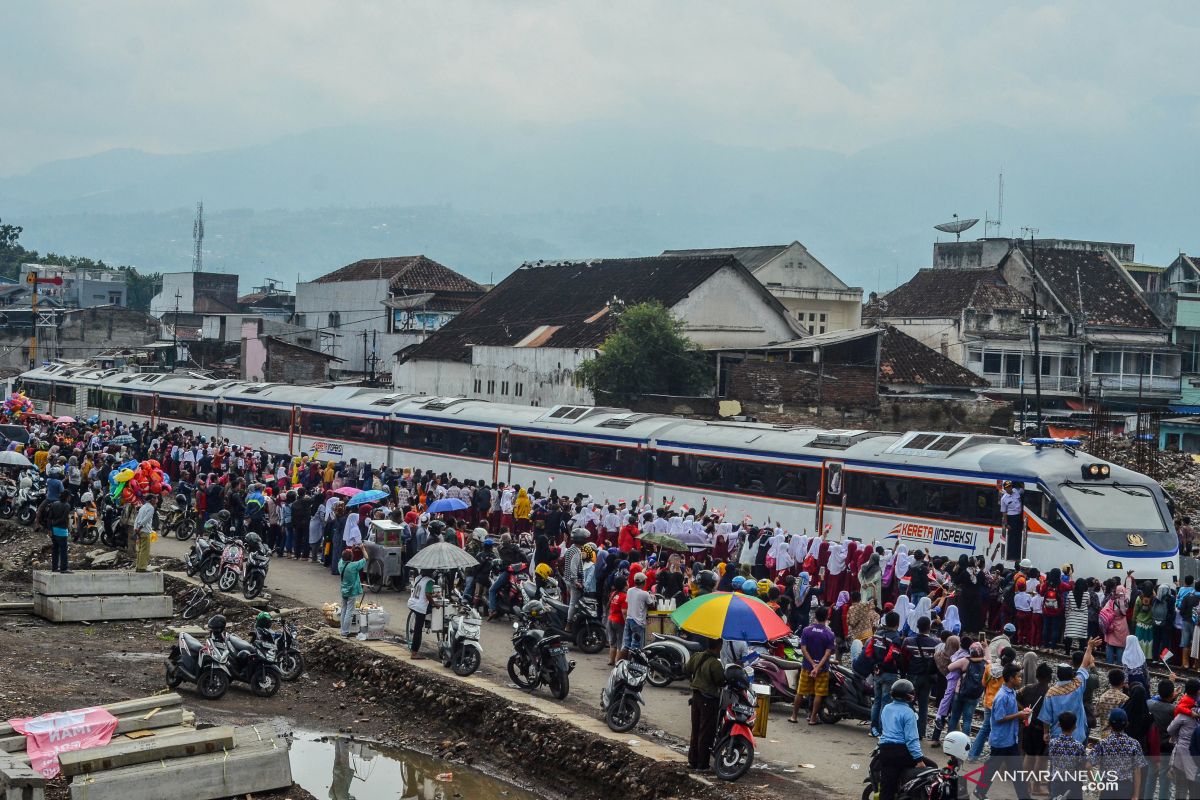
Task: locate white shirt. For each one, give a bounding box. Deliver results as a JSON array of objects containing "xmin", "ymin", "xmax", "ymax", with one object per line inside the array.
[
  {"xmin": 1014, "ymin": 591, "xmax": 1033, "ymax": 612},
  {"xmin": 500, "ymin": 489, "xmax": 514, "ymax": 514},
  {"xmin": 134, "ymin": 503, "xmax": 156, "ymax": 534},
  {"xmin": 1029, "ymin": 594, "xmax": 1044, "ymax": 614}
]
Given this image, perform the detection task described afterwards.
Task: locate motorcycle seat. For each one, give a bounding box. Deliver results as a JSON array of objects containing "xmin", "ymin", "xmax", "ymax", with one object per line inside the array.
[
  {"xmin": 654, "ymin": 634, "xmax": 702, "ymax": 650},
  {"xmin": 227, "ymin": 634, "xmax": 255, "ymax": 653},
  {"xmin": 545, "ymin": 598, "xmax": 569, "ymax": 615},
  {"xmin": 181, "ymin": 633, "xmax": 202, "ymax": 650},
  {"xmin": 901, "ymin": 766, "xmax": 938, "ymax": 784},
  {"xmin": 756, "ymin": 653, "xmax": 805, "ymax": 670}
]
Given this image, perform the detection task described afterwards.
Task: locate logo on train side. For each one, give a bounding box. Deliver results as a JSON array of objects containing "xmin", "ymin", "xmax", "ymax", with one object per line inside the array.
[
  {"xmin": 1127, "ymin": 533, "xmax": 1147, "ymax": 547},
  {"xmin": 311, "ymin": 441, "xmax": 344, "ymax": 456},
  {"xmin": 889, "ymin": 522, "xmax": 978, "ymax": 547}
]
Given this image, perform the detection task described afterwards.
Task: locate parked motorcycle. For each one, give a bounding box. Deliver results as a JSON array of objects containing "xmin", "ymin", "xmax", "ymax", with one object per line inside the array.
[
  {"xmin": 165, "ymin": 621, "xmax": 231, "ymax": 700},
  {"xmin": 241, "ymin": 537, "xmax": 271, "ymax": 600},
  {"xmin": 600, "ymin": 648, "xmax": 651, "ymax": 732},
  {"xmin": 534, "ymin": 595, "xmax": 607, "ymax": 655},
  {"xmin": 253, "ymin": 617, "xmax": 304, "ymax": 682},
  {"xmin": 506, "ymin": 603, "xmax": 574, "ymax": 699},
  {"xmin": 216, "ymin": 539, "xmax": 245, "ymax": 592},
  {"xmin": 161, "ymin": 493, "xmax": 197, "ymax": 541},
  {"xmin": 71, "ymin": 504, "xmax": 100, "ymax": 546},
  {"xmin": 185, "ymin": 524, "xmax": 227, "ymax": 584},
  {"xmin": 712, "ymin": 665, "xmax": 757, "ymax": 782},
  {"xmin": 746, "ymin": 650, "xmax": 803, "ymax": 704},
  {"xmin": 438, "ymin": 593, "xmax": 483, "ymax": 676},
  {"xmin": 643, "ymin": 632, "xmax": 702, "ymax": 688},
  {"xmin": 863, "ymin": 730, "xmax": 966, "ymax": 800},
  {"xmin": 0, "ymin": 481, "xmax": 18, "ymax": 518},
  {"xmin": 220, "ymin": 629, "xmax": 283, "ymax": 697},
  {"xmin": 15, "ymin": 485, "xmax": 45, "ymax": 527},
  {"xmin": 820, "ymin": 662, "xmax": 875, "ymax": 725},
  {"xmin": 98, "ymin": 502, "xmax": 125, "ymax": 548}
]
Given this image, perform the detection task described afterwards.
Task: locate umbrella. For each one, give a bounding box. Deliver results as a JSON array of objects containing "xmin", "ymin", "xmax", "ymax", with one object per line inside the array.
[
  {"xmin": 0, "ymin": 425, "xmax": 29, "ymax": 444},
  {"xmin": 111, "ymin": 434, "xmax": 135, "ymax": 445},
  {"xmin": 0, "ymin": 451, "xmax": 32, "ymax": 468},
  {"xmin": 426, "ymin": 497, "xmax": 468, "ymax": 514},
  {"xmin": 86, "ymin": 414, "xmax": 99, "ymax": 424},
  {"xmin": 334, "ymin": 486, "xmax": 361, "ymax": 498},
  {"xmin": 55, "ymin": 415, "xmax": 75, "ymax": 424},
  {"xmin": 670, "ymin": 591, "xmax": 791, "ymax": 642},
  {"xmin": 346, "ymin": 489, "xmax": 388, "ymax": 508},
  {"xmin": 637, "ymin": 531, "xmax": 689, "ymax": 552},
  {"xmin": 405, "ymin": 541, "xmax": 480, "ymax": 571}
]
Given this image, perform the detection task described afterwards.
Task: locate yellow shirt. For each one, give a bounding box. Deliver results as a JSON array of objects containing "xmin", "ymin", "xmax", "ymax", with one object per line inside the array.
[{"xmin": 33, "ymin": 450, "xmax": 49, "ymax": 473}]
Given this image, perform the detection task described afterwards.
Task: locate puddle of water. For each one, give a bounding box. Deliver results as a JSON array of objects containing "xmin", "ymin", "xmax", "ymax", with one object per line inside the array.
[{"xmin": 290, "ymin": 732, "xmax": 542, "ymax": 800}]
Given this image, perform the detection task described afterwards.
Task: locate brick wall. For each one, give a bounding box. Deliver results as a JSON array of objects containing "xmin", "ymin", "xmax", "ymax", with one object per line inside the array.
[
  {"xmin": 724, "ymin": 361, "xmax": 877, "ymax": 408},
  {"xmin": 265, "ymin": 340, "xmax": 330, "ymax": 384}
]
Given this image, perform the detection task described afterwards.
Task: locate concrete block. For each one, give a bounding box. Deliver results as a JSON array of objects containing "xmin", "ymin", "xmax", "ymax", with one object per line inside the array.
[
  {"xmin": 32, "ymin": 571, "xmax": 162, "ymax": 597},
  {"xmin": 58, "ymin": 726, "xmax": 235, "ymax": 777},
  {"xmin": 0, "ymin": 696, "xmax": 182, "ymax": 739},
  {"xmin": 68, "ymin": 737, "xmax": 291, "ymax": 800},
  {"xmin": 33, "ymin": 594, "xmax": 172, "ymax": 623},
  {"xmin": 0, "ymin": 709, "xmax": 185, "ymax": 754},
  {"xmin": 0, "ymin": 603, "xmax": 33, "ymax": 615},
  {"xmin": 0, "ymin": 755, "xmax": 46, "ymax": 800}
]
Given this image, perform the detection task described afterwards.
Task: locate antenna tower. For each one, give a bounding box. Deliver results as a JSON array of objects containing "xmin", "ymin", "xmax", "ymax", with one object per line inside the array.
[
  {"xmin": 192, "ymin": 201, "xmax": 205, "ymax": 272},
  {"xmin": 985, "ymin": 170, "xmax": 1004, "ymax": 236}
]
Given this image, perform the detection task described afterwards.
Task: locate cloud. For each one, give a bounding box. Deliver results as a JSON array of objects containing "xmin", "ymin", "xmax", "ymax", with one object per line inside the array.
[{"xmin": 1, "ymin": 0, "xmax": 1198, "ymax": 175}]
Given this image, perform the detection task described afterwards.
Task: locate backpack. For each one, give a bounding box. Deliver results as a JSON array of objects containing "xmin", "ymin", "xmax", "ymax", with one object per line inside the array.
[
  {"xmin": 959, "ymin": 660, "xmax": 986, "ymax": 700},
  {"xmin": 866, "ymin": 630, "xmax": 903, "ymax": 675},
  {"xmin": 1044, "ymin": 588, "xmax": 1059, "ymax": 613},
  {"xmin": 1183, "ymin": 592, "xmax": 1200, "ymax": 626},
  {"xmin": 1153, "ymin": 596, "xmax": 1170, "ymax": 626},
  {"xmin": 1098, "ymin": 600, "xmax": 1117, "ymax": 635}
]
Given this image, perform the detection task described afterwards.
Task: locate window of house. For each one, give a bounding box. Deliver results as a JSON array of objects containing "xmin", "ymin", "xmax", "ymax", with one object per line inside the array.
[
  {"xmin": 500, "ymin": 380, "xmax": 509, "ymax": 395},
  {"xmin": 486, "ymin": 380, "xmax": 495, "ymax": 394},
  {"xmin": 328, "ymin": 311, "xmax": 340, "ymax": 329},
  {"xmin": 808, "ymin": 325, "xmax": 815, "ymax": 334},
  {"xmin": 1183, "ymin": 332, "xmax": 1200, "ymax": 374},
  {"xmin": 1061, "ymin": 356, "xmax": 1078, "ymax": 377},
  {"xmin": 515, "ymin": 383, "xmax": 523, "ymax": 397},
  {"xmin": 819, "ymin": 326, "xmax": 826, "ymax": 334},
  {"xmin": 809, "ymin": 313, "xmax": 816, "ymax": 322},
  {"xmin": 473, "ymin": 378, "xmax": 482, "ymax": 393},
  {"xmin": 968, "ymin": 349, "xmax": 982, "ymax": 363},
  {"xmin": 1041, "ymin": 355, "xmax": 1052, "ymax": 375},
  {"xmin": 819, "ymin": 313, "xmax": 826, "ymax": 322},
  {"xmin": 1094, "ymin": 351, "xmax": 1119, "ymax": 373},
  {"xmin": 982, "ymin": 352, "xmax": 1002, "ymax": 374}
]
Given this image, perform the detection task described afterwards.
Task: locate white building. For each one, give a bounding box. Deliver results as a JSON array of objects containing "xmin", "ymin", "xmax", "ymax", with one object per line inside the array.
[
  {"xmin": 294, "ymin": 256, "xmax": 484, "ymax": 377},
  {"xmin": 395, "ymin": 254, "xmax": 804, "ymax": 405},
  {"xmin": 662, "ymin": 241, "xmax": 863, "ymax": 333}
]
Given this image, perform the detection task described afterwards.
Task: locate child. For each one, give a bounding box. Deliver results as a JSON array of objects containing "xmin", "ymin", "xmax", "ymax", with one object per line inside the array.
[
  {"xmin": 1014, "ymin": 586, "xmax": 1033, "ymax": 646},
  {"xmin": 1047, "ymin": 711, "xmax": 1086, "ymax": 800},
  {"xmin": 1028, "ymin": 589, "xmax": 1044, "ymax": 647}
]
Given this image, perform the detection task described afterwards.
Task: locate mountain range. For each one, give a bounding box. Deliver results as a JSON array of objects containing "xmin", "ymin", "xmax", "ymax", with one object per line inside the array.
[{"xmin": 1, "ymin": 121, "xmax": 1196, "ymax": 291}]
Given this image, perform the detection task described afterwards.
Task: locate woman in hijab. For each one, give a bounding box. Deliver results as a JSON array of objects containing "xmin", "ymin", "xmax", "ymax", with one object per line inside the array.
[
  {"xmin": 942, "ymin": 604, "xmax": 962, "ymax": 635},
  {"xmin": 953, "ymin": 554, "xmax": 983, "ymax": 636},
  {"xmin": 908, "ymin": 595, "xmax": 932, "ymax": 634},
  {"xmin": 823, "ymin": 537, "xmax": 850, "ymax": 605},
  {"xmin": 858, "ymin": 552, "xmax": 883, "ymax": 609},
  {"xmin": 1103, "ymin": 584, "xmax": 1131, "ymax": 663},
  {"xmin": 843, "ymin": 540, "xmax": 860, "ymax": 593},
  {"xmin": 791, "ymin": 571, "xmax": 814, "ymax": 630},
  {"xmin": 832, "ymin": 590, "xmax": 852, "ymax": 643},
  {"xmin": 893, "ymin": 595, "xmax": 912, "ymax": 636},
  {"xmin": 1121, "ymin": 633, "xmax": 1150, "ymax": 693}
]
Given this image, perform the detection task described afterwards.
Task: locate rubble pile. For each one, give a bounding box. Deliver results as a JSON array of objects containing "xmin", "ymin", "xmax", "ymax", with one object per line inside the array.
[{"xmin": 1081, "ymin": 436, "xmax": 1200, "ymax": 520}]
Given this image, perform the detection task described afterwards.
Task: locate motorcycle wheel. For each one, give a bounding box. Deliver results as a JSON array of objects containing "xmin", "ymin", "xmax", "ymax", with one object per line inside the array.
[
  {"xmin": 243, "ymin": 574, "xmax": 264, "ymax": 600},
  {"xmin": 164, "ymin": 660, "xmax": 183, "ymax": 689},
  {"xmin": 251, "ymin": 667, "xmax": 281, "ymax": 698},
  {"xmin": 0, "ymin": 499, "xmax": 13, "ymax": 519},
  {"xmin": 176, "ymin": 518, "xmax": 197, "ymax": 541},
  {"xmin": 574, "ymin": 624, "xmax": 605, "ymax": 655},
  {"xmin": 647, "ymin": 659, "xmax": 674, "ymax": 688},
  {"xmin": 77, "ymin": 526, "xmax": 99, "ymax": 546},
  {"xmin": 100, "ymin": 528, "xmax": 115, "ymax": 547},
  {"xmin": 712, "ymin": 736, "xmax": 754, "ymax": 782},
  {"xmin": 217, "ymin": 568, "xmax": 238, "ymax": 593},
  {"xmin": 199, "ymin": 558, "xmax": 221, "ymax": 585},
  {"xmin": 818, "ymin": 697, "xmax": 843, "ymax": 725},
  {"xmin": 197, "ymin": 667, "xmax": 229, "ymax": 700},
  {"xmin": 507, "ymin": 655, "xmax": 536, "ymax": 689},
  {"xmin": 548, "ymin": 669, "xmax": 570, "ymax": 700},
  {"xmin": 279, "ymin": 649, "xmax": 305, "ymax": 682},
  {"xmin": 604, "ymin": 694, "xmax": 640, "ymax": 732},
  {"xmin": 453, "ymin": 647, "xmax": 481, "ymax": 677},
  {"xmin": 861, "ymin": 787, "xmax": 878, "ymax": 800},
  {"xmin": 17, "ymin": 506, "xmax": 35, "ymax": 526}
]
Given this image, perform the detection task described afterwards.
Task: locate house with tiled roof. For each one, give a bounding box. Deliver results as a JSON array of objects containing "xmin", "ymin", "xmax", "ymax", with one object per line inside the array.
[
  {"xmin": 294, "ymin": 255, "xmax": 484, "ymax": 377},
  {"xmin": 395, "ymin": 254, "xmax": 803, "ymax": 406},
  {"xmin": 1144, "ymin": 254, "xmax": 1200, "ymax": 409},
  {"xmin": 868, "ymin": 238, "xmax": 1179, "ymax": 412},
  {"xmin": 662, "ymin": 241, "xmax": 863, "ymax": 333}
]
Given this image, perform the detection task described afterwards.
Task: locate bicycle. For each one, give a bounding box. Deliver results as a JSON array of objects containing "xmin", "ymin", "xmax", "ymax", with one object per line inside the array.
[{"xmin": 181, "ymin": 585, "xmax": 219, "ymax": 620}]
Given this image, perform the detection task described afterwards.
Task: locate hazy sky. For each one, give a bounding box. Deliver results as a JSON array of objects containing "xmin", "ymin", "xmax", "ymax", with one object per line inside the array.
[{"xmin": 4, "ymin": 1, "xmax": 1198, "ymax": 176}]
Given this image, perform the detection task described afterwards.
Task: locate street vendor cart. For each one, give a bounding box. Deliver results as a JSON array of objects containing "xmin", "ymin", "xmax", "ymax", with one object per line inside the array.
[{"xmin": 363, "ymin": 520, "xmax": 406, "ymax": 593}]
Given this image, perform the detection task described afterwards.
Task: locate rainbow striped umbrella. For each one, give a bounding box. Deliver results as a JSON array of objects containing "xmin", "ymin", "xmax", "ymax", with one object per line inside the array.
[{"xmin": 670, "ymin": 591, "xmax": 791, "ymax": 642}]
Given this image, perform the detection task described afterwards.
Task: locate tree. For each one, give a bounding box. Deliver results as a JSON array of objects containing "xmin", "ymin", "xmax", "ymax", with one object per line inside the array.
[
  {"xmin": 0, "ymin": 217, "xmax": 31, "ymax": 280},
  {"xmin": 576, "ymin": 301, "xmax": 712, "ymax": 402}
]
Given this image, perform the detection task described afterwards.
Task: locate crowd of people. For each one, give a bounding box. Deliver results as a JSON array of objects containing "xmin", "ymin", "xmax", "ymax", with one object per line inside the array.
[{"xmin": 9, "ymin": 416, "xmax": 1200, "ymax": 798}]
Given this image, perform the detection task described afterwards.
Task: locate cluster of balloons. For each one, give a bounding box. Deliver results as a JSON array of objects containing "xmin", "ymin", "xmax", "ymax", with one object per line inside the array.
[
  {"xmin": 109, "ymin": 459, "xmax": 171, "ymax": 506},
  {"xmin": 2, "ymin": 392, "xmax": 34, "ymax": 421}
]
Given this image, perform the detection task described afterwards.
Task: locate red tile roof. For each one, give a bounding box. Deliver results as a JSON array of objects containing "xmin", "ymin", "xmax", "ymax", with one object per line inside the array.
[
  {"xmin": 879, "ymin": 325, "xmax": 988, "ymax": 389},
  {"xmin": 312, "ymin": 256, "xmax": 482, "ymax": 295},
  {"xmin": 1015, "ymin": 245, "xmax": 1163, "ymax": 329}
]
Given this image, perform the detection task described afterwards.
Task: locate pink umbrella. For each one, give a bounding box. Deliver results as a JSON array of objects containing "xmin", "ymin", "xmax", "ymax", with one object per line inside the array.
[
  {"xmin": 334, "ymin": 486, "xmax": 360, "ymax": 498},
  {"xmin": 55, "ymin": 415, "xmax": 75, "ymax": 424}
]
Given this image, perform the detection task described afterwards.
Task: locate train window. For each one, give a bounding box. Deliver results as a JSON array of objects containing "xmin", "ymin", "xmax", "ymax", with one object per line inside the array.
[
  {"xmin": 692, "ymin": 457, "xmax": 726, "ymax": 488},
  {"xmin": 510, "ymin": 436, "xmax": 548, "ymax": 465},
  {"xmin": 555, "ymin": 443, "xmax": 582, "ymax": 469},
  {"xmin": 972, "ymin": 489, "xmax": 999, "ymax": 523},
  {"xmin": 655, "ymin": 452, "xmax": 689, "ymax": 486},
  {"xmin": 392, "ymin": 422, "xmax": 411, "ymax": 449},
  {"xmin": 419, "ymin": 426, "xmax": 447, "ymax": 452},
  {"xmin": 586, "ymin": 446, "xmax": 616, "ymax": 473},
  {"xmin": 134, "ymin": 395, "xmax": 155, "ymax": 416},
  {"xmin": 53, "ymin": 384, "xmax": 75, "ymax": 404},
  {"xmin": 23, "ymin": 381, "xmax": 52, "ymax": 402},
  {"xmin": 918, "ymin": 482, "xmax": 966, "ymax": 520},
  {"xmin": 731, "ymin": 462, "xmax": 767, "ymax": 495},
  {"xmin": 459, "ymin": 432, "xmax": 483, "ymax": 457},
  {"xmin": 773, "ymin": 466, "xmax": 817, "ymax": 501},
  {"xmin": 477, "ymin": 432, "xmax": 496, "ymax": 460},
  {"xmin": 868, "ymin": 477, "xmax": 909, "ymax": 511}
]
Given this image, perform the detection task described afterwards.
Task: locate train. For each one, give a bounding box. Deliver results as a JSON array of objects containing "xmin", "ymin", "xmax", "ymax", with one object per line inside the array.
[{"xmin": 17, "ymin": 362, "xmax": 1179, "ymax": 581}]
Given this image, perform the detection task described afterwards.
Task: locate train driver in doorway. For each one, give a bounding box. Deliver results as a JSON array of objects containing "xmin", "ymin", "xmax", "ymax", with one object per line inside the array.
[{"xmin": 1000, "ymin": 481, "xmax": 1024, "ymax": 561}]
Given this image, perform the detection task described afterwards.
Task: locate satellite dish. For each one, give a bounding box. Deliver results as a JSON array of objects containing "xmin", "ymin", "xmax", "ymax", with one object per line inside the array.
[{"xmin": 934, "ymin": 215, "xmax": 980, "ymax": 242}]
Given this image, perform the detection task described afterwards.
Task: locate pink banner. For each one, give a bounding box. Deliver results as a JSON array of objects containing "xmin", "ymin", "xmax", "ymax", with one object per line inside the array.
[{"xmin": 8, "ymin": 707, "xmax": 120, "ymax": 777}]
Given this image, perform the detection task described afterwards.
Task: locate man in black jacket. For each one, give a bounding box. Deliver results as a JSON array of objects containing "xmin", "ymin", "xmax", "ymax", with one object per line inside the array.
[
  {"xmin": 907, "ymin": 550, "xmax": 930, "ymax": 605},
  {"xmin": 44, "ymin": 493, "xmax": 73, "ymax": 573},
  {"xmin": 901, "ymin": 615, "xmax": 939, "ymax": 738}
]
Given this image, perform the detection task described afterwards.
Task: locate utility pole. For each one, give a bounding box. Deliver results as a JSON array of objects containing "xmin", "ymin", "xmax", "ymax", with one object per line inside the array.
[
  {"xmin": 170, "ymin": 289, "xmax": 182, "ymax": 369},
  {"xmin": 370, "ymin": 329, "xmax": 378, "ymax": 384},
  {"xmin": 1021, "ymin": 228, "xmax": 1044, "ymax": 437},
  {"xmin": 25, "ymin": 268, "xmax": 64, "ymax": 370},
  {"xmin": 362, "ymin": 329, "xmax": 369, "ymax": 376}
]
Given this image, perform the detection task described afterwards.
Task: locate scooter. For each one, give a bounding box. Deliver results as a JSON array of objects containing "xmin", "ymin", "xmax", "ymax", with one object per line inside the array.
[
  {"xmin": 536, "ymin": 596, "xmax": 607, "ymax": 655},
  {"xmin": 712, "ymin": 665, "xmax": 757, "ymax": 782},
  {"xmin": 507, "ymin": 613, "xmax": 574, "ymax": 699},
  {"xmin": 600, "ymin": 648, "xmax": 651, "ymax": 732},
  {"xmin": 165, "ymin": 630, "xmax": 231, "ymax": 700},
  {"xmin": 254, "ymin": 618, "xmax": 304, "ymax": 682},
  {"xmin": 820, "ymin": 661, "xmax": 875, "ymax": 725},
  {"xmin": 185, "ymin": 528, "xmax": 227, "ymax": 584},
  {"xmin": 216, "ymin": 539, "xmax": 245, "ymax": 593},
  {"xmin": 161, "ymin": 493, "xmax": 197, "ymax": 541},
  {"xmin": 0, "ymin": 481, "xmax": 18, "ymax": 518},
  {"xmin": 863, "ymin": 738, "xmax": 964, "ymax": 800},
  {"xmin": 242, "ymin": 545, "xmax": 270, "ymax": 600},
  {"xmin": 15, "ymin": 485, "xmax": 45, "ymax": 527},
  {"xmin": 71, "ymin": 505, "xmax": 100, "ymax": 546},
  {"xmin": 643, "ymin": 632, "xmax": 702, "ymax": 688},
  {"xmin": 438, "ymin": 594, "xmax": 483, "ymax": 676},
  {"xmin": 746, "ymin": 650, "xmax": 803, "ymax": 704},
  {"xmin": 220, "ymin": 630, "xmax": 283, "ymax": 697}
]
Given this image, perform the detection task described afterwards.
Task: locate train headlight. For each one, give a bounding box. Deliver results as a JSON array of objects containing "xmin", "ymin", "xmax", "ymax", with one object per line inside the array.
[
  {"xmin": 1106, "ymin": 560, "xmax": 1123, "ymax": 571},
  {"xmin": 1081, "ymin": 464, "xmax": 1111, "ymax": 480},
  {"xmin": 1162, "ymin": 561, "xmax": 1175, "ymax": 571}
]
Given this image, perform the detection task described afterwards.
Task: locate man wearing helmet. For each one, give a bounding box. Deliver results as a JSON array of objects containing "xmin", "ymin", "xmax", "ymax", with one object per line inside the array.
[
  {"xmin": 877, "ymin": 678, "xmax": 937, "ymax": 800},
  {"xmin": 563, "ymin": 528, "xmax": 587, "ymax": 628}
]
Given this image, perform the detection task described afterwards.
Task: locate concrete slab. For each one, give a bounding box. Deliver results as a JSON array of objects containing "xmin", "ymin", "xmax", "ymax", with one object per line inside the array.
[
  {"xmin": 0, "ymin": 709, "xmax": 186, "ymax": 754},
  {"xmin": 0, "ymin": 696, "xmax": 182, "ymax": 739},
  {"xmin": 0, "ymin": 603, "xmax": 33, "ymax": 615},
  {"xmin": 67, "ymin": 737, "xmax": 291, "ymax": 800},
  {"xmin": 34, "ymin": 594, "xmax": 172, "ymax": 623},
  {"xmin": 32, "ymin": 571, "xmax": 163, "ymax": 597},
  {"xmin": 58, "ymin": 726, "xmax": 235, "ymax": 777}
]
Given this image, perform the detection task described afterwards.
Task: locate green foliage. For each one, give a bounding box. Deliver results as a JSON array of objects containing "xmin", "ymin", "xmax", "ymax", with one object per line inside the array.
[
  {"xmin": 576, "ymin": 301, "xmax": 712, "ymax": 402},
  {"xmin": 0, "ymin": 217, "xmax": 160, "ymax": 311}
]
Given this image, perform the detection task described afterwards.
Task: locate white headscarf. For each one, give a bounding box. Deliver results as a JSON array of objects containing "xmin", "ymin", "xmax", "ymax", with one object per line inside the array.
[
  {"xmin": 805, "ymin": 534, "xmax": 823, "ymax": 561},
  {"xmin": 909, "ymin": 596, "xmax": 932, "ymax": 633},
  {"xmin": 892, "ymin": 595, "xmax": 911, "ymax": 632},
  {"xmin": 789, "ymin": 534, "xmax": 810, "ymax": 563},
  {"xmin": 826, "ymin": 539, "xmax": 848, "ymax": 575},
  {"xmin": 892, "ymin": 544, "xmax": 911, "ymax": 579},
  {"xmin": 943, "ymin": 604, "xmax": 961, "ymax": 634},
  {"xmin": 1122, "ymin": 634, "xmax": 1146, "ymax": 670}
]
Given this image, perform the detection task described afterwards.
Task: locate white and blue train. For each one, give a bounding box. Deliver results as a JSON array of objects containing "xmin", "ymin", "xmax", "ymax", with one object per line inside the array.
[{"xmin": 18, "ymin": 363, "xmax": 1179, "ymax": 581}]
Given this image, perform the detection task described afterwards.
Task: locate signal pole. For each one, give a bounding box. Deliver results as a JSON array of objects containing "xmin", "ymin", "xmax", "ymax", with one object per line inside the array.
[
  {"xmin": 170, "ymin": 289, "xmax": 182, "ymax": 369},
  {"xmin": 1021, "ymin": 228, "xmax": 1044, "ymax": 437}
]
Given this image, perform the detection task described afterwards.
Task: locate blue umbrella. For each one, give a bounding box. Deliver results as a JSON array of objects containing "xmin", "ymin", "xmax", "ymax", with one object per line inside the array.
[
  {"xmin": 346, "ymin": 489, "xmax": 388, "ymax": 508},
  {"xmin": 426, "ymin": 497, "xmax": 468, "ymax": 514},
  {"xmin": 86, "ymin": 414, "xmax": 99, "ymax": 424}
]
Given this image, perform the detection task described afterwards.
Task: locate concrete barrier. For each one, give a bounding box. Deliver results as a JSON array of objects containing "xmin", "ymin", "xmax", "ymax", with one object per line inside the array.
[
  {"xmin": 33, "ymin": 594, "xmax": 172, "ymax": 623},
  {"xmin": 32, "ymin": 571, "xmax": 163, "ymax": 597},
  {"xmin": 0, "ymin": 756, "xmax": 46, "ymax": 800},
  {"xmin": 58, "ymin": 726, "xmax": 235, "ymax": 777}
]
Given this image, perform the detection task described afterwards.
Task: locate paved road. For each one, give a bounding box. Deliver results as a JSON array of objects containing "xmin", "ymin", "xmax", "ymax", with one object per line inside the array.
[{"xmin": 155, "ymin": 536, "xmax": 889, "ymax": 796}]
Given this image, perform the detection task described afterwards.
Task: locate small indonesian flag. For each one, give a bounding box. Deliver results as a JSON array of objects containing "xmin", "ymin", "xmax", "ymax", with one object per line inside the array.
[{"xmin": 1161, "ymin": 648, "xmax": 1174, "ymax": 664}]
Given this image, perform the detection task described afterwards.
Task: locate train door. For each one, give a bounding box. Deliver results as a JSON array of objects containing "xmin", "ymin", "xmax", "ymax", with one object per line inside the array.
[
  {"xmin": 819, "ymin": 460, "xmax": 845, "ymax": 536},
  {"xmin": 493, "ymin": 427, "xmax": 511, "ymax": 484},
  {"xmin": 287, "ymin": 406, "xmax": 299, "ymax": 455},
  {"xmin": 150, "ymin": 393, "xmax": 159, "ymax": 429}
]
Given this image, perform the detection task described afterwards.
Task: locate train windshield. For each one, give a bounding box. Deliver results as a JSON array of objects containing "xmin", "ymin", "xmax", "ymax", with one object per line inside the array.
[{"xmin": 1057, "ymin": 482, "xmax": 1168, "ymax": 533}]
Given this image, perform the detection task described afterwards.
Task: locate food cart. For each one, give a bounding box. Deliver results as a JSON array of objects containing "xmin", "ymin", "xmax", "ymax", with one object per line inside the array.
[{"xmin": 362, "ymin": 520, "xmax": 406, "ymax": 593}]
